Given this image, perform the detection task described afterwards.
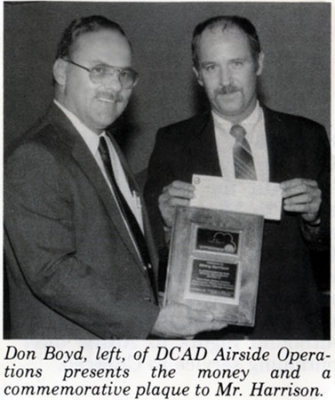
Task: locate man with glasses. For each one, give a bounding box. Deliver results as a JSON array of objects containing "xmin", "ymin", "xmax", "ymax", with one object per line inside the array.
[
  {"xmin": 4, "ymin": 15, "xmax": 226, "ymax": 339},
  {"xmin": 145, "ymin": 16, "xmax": 330, "ymax": 339}
]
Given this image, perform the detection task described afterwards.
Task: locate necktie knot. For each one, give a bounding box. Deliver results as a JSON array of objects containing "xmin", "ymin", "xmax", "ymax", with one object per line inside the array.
[{"xmin": 230, "ymin": 124, "xmax": 247, "ymax": 141}]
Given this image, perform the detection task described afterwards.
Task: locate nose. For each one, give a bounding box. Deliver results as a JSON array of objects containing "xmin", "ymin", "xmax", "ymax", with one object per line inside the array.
[
  {"xmin": 219, "ymin": 65, "xmax": 232, "ymax": 86},
  {"xmin": 102, "ymin": 71, "xmax": 123, "ymax": 91}
]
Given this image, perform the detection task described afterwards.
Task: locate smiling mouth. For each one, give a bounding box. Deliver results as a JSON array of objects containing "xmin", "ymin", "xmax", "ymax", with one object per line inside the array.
[
  {"xmin": 97, "ymin": 93, "xmax": 123, "ymax": 103},
  {"xmin": 98, "ymin": 97, "xmax": 116, "ymax": 103}
]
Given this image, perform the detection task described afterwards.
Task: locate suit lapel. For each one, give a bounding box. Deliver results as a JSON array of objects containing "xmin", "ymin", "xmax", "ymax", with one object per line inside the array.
[
  {"xmin": 190, "ymin": 113, "xmax": 222, "ymax": 177},
  {"xmin": 263, "ymin": 106, "xmax": 289, "ymax": 183},
  {"xmin": 47, "ymin": 105, "xmax": 147, "ymax": 270}
]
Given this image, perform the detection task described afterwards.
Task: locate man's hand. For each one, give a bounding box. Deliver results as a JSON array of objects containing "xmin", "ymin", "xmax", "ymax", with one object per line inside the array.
[
  {"xmin": 159, "ymin": 181, "xmax": 195, "ymax": 227},
  {"xmin": 280, "ymin": 178, "xmax": 321, "ymax": 224},
  {"xmin": 152, "ymin": 303, "xmax": 227, "ymax": 338}
]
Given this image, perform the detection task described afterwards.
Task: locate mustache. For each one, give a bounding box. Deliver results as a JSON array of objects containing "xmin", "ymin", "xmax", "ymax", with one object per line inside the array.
[
  {"xmin": 215, "ymin": 85, "xmax": 240, "ymax": 95},
  {"xmin": 96, "ymin": 91, "xmax": 124, "ymax": 102}
]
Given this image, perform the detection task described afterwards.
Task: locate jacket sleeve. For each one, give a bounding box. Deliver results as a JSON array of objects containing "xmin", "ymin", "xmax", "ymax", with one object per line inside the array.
[
  {"xmin": 5, "ymin": 142, "xmax": 159, "ymax": 338},
  {"xmin": 301, "ymin": 124, "xmax": 330, "ymax": 251}
]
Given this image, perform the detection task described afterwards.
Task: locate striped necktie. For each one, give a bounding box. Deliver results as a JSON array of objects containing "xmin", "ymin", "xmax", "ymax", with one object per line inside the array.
[{"xmin": 230, "ymin": 124, "xmax": 257, "ymax": 180}]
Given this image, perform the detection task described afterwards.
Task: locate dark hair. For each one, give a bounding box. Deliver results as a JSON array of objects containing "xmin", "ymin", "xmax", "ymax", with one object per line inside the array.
[
  {"xmin": 55, "ymin": 15, "xmax": 129, "ymax": 59},
  {"xmin": 192, "ymin": 16, "xmax": 261, "ymax": 68}
]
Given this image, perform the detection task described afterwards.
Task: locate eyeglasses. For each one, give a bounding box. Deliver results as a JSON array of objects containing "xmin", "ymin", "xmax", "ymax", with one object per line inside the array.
[{"xmin": 64, "ymin": 59, "xmax": 138, "ymax": 89}]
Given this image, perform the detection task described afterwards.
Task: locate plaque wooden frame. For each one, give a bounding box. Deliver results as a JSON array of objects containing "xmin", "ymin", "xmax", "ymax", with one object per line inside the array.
[{"xmin": 163, "ymin": 206, "xmax": 264, "ymax": 327}]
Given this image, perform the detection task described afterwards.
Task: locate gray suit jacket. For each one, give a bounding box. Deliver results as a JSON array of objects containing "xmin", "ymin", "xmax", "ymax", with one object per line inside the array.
[{"xmin": 5, "ymin": 104, "xmax": 159, "ymax": 339}]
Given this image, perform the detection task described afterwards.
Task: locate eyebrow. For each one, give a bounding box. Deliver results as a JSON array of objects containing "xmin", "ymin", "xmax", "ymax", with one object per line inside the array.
[
  {"xmin": 87, "ymin": 59, "xmax": 133, "ymax": 68},
  {"xmin": 200, "ymin": 56, "xmax": 250, "ymax": 66},
  {"xmin": 200, "ymin": 61, "xmax": 218, "ymax": 67}
]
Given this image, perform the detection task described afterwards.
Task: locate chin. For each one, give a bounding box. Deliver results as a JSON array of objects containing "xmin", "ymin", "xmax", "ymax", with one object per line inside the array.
[
  {"xmin": 217, "ymin": 100, "xmax": 241, "ymax": 112},
  {"xmin": 217, "ymin": 108, "xmax": 240, "ymax": 118},
  {"xmin": 98, "ymin": 115, "xmax": 118, "ymax": 128}
]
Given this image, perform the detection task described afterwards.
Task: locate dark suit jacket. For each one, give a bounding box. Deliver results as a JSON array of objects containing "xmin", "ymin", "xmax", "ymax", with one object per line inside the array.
[
  {"xmin": 4, "ymin": 104, "xmax": 159, "ymax": 339},
  {"xmin": 144, "ymin": 106, "xmax": 330, "ymax": 339}
]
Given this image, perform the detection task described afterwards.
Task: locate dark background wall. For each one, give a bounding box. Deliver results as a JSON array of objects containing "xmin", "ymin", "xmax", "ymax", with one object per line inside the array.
[{"xmin": 4, "ymin": 2, "xmax": 330, "ymax": 174}]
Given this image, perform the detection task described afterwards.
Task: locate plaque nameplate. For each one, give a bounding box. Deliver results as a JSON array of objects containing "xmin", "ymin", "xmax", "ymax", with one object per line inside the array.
[{"xmin": 163, "ymin": 206, "xmax": 264, "ymax": 327}]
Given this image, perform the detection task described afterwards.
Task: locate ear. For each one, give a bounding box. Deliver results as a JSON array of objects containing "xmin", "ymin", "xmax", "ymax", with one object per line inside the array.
[
  {"xmin": 53, "ymin": 58, "xmax": 68, "ymax": 86},
  {"xmin": 256, "ymin": 52, "xmax": 264, "ymax": 76},
  {"xmin": 193, "ymin": 66, "xmax": 204, "ymax": 87}
]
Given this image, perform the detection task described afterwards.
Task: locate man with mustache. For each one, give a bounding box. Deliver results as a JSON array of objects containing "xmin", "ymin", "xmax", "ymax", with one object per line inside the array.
[
  {"xmin": 4, "ymin": 15, "xmax": 226, "ymax": 339},
  {"xmin": 144, "ymin": 16, "xmax": 330, "ymax": 339}
]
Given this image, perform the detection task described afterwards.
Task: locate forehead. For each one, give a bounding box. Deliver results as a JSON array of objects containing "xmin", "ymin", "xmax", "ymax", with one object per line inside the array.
[
  {"xmin": 70, "ymin": 29, "xmax": 132, "ymax": 66},
  {"xmin": 197, "ymin": 27, "xmax": 253, "ymax": 60}
]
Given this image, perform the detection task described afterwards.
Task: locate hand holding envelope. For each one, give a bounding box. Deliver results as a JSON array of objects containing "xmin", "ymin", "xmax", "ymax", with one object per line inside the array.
[
  {"xmin": 159, "ymin": 175, "xmax": 283, "ymax": 226},
  {"xmin": 159, "ymin": 175, "xmax": 323, "ymax": 328},
  {"xmin": 281, "ymin": 178, "xmax": 322, "ymax": 225},
  {"xmin": 159, "ymin": 176, "xmax": 322, "ymax": 226},
  {"xmin": 159, "ymin": 181, "xmax": 195, "ymax": 227}
]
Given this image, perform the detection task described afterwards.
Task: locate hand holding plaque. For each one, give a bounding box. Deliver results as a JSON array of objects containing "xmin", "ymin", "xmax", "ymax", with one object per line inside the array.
[
  {"xmin": 163, "ymin": 175, "xmax": 282, "ymax": 327},
  {"xmin": 152, "ymin": 302, "xmax": 228, "ymax": 338}
]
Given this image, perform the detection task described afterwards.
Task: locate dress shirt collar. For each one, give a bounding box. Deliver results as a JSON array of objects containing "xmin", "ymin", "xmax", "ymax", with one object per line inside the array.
[
  {"xmin": 54, "ymin": 99, "xmax": 101, "ymax": 156},
  {"xmin": 212, "ymin": 101, "xmax": 262, "ymax": 139}
]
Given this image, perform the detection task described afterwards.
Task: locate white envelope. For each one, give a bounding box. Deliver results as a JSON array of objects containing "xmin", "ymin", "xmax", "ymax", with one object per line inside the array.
[{"xmin": 190, "ymin": 174, "xmax": 282, "ymax": 220}]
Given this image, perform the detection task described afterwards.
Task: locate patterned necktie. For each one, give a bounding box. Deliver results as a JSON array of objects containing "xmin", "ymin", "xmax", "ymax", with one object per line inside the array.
[
  {"xmin": 230, "ymin": 124, "xmax": 257, "ymax": 180},
  {"xmin": 98, "ymin": 136, "xmax": 157, "ymax": 302}
]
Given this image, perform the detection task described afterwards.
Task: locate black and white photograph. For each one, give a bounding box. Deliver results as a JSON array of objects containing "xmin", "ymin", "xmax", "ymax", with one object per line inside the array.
[{"xmin": 1, "ymin": 1, "xmax": 333, "ymax": 398}]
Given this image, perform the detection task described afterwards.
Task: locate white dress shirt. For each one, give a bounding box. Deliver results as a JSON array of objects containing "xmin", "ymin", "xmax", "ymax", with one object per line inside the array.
[
  {"xmin": 213, "ymin": 102, "xmax": 269, "ymax": 182},
  {"xmin": 54, "ymin": 100, "xmax": 144, "ymax": 232}
]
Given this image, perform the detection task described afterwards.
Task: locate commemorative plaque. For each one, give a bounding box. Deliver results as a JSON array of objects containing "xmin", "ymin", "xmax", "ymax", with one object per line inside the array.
[{"xmin": 163, "ymin": 206, "xmax": 264, "ymax": 327}]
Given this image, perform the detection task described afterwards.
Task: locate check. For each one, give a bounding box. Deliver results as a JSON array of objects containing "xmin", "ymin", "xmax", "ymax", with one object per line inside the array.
[{"xmin": 190, "ymin": 174, "xmax": 282, "ymax": 220}]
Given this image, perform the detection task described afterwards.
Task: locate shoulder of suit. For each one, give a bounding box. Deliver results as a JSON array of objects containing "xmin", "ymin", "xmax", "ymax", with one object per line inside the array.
[
  {"xmin": 263, "ymin": 106, "xmax": 326, "ymax": 132},
  {"xmin": 5, "ymin": 114, "xmax": 71, "ymax": 165},
  {"xmin": 157, "ymin": 112, "xmax": 211, "ymax": 136}
]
